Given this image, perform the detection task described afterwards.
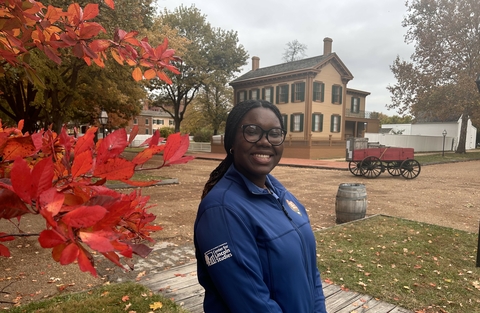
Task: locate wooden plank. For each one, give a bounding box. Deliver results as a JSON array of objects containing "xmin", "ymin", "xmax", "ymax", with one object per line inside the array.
[
  {"xmin": 322, "ymin": 283, "xmax": 342, "ymax": 297},
  {"xmin": 333, "ymin": 294, "xmax": 373, "ymax": 313},
  {"xmin": 387, "ymin": 307, "xmax": 413, "ymax": 313},
  {"xmin": 325, "ymin": 289, "xmax": 364, "ymax": 312}
]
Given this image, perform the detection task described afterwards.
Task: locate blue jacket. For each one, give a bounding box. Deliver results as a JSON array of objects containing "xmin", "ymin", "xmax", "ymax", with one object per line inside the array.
[{"xmin": 194, "ymin": 165, "xmax": 327, "ymax": 312}]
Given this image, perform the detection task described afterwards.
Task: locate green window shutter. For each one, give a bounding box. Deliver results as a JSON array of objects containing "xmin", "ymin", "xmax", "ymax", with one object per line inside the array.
[
  {"xmin": 330, "ymin": 115, "xmax": 335, "ymax": 132},
  {"xmin": 321, "ymin": 83, "xmax": 325, "ymax": 102},
  {"xmin": 249, "ymin": 90, "xmax": 252, "ymax": 99},
  {"xmin": 282, "ymin": 115, "xmax": 288, "ymax": 131},
  {"xmin": 276, "ymin": 86, "xmax": 279, "ymax": 104},
  {"xmin": 270, "ymin": 87, "xmax": 274, "ymax": 102},
  {"xmin": 291, "ymin": 84, "xmax": 295, "ymax": 102},
  {"xmin": 320, "ymin": 114, "xmax": 324, "ymax": 132},
  {"xmin": 300, "ymin": 114, "xmax": 304, "ymax": 131},
  {"xmin": 313, "ymin": 82, "xmax": 318, "ymax": 101},
  {"xmin": 311, "ymin": 114, "xmax": 316, "ymax": 131},
  {"xmin": 339, "ymin": 86, "xmax": 343, "ymax": 104},
  {"xmin": 331, "ymin": 86, "xmax": 335, "ymax": 103},
  {"xmin": 262, "ymin": 88, "xmax": 265, "ymax": 100},
  {"xmin": 290, "ymin": 114, "xmax": 294, "ymax": 132},
  {"xmin": 338, "ymin": 116, "xmax": 341, "ymax": 132},
  {"xmin": 286, "ymin": 86, "xmax": 289, "ymax": 103},
  {"xmin": 300, "ymin": 82, "xmax": 305, "ymax": 101},
  {"xmin": 351, "ymin": 97, "xmax": 354, "ymax": 111}
]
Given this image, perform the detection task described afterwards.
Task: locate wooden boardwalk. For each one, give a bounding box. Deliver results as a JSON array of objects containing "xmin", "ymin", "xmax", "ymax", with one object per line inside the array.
[{"xmin": 140, "ymin": 262, "xmax": 413, "ymax": 313}]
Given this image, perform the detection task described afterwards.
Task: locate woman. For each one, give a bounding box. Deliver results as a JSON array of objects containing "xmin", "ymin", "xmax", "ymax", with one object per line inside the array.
[{"xmin": 194, "ymin": 99, "xmax": 327, "ymax": 312}]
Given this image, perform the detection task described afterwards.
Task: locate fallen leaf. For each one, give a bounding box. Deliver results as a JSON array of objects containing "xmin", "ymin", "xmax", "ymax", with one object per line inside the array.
[
  {"xmin": 122, "ymin": 295, "xmax": 130, "ymax": 302},
  {"xmin": 150, "ymin": 301, "xmax": 163, "ymax": 310}
]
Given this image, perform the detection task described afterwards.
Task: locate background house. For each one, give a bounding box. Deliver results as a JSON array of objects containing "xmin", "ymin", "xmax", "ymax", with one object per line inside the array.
[
  {"xmin": 126, "ymin": 104, "xmax": 174, "ymax": 136},
  {"xmin": 214, "ymin": 37, "xmax": 380, "ymax": 159},
  {"xmin": 365, "ymin": 116, "xmax": 477, "ymax": 152}
]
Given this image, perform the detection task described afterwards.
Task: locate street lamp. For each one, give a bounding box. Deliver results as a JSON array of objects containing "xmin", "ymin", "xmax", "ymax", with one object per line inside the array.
[
  {"xmin": 98, "ymin": 109, "xmax": 108, "ymax": 139},
  {"xmin": 442, "ymin": 129, "xmax": 447, "ymax": 157}
]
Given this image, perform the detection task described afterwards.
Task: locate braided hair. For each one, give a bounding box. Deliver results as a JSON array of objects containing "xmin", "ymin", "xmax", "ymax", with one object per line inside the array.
[{"xmin": 201, "ymin": 99, "xmax": 285, "ymax": 199}]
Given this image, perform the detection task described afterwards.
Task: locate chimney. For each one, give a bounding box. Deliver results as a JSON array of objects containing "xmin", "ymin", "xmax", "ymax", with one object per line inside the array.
[
  {"xmin": 323, "ymin": 37, "xmax": 333, "ymax": 55},
  {"xmin": 252, "ymin": 56, "xmax": 260, "ymax": 71}
]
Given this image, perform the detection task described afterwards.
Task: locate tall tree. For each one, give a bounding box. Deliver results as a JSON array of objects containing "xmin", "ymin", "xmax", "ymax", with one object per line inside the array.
[
  {"xmin": 282, "ymin": 40, "xmax": 308, "ymax": 62},
  {"xmin": 387, "ymin": 0, "xmax": 480, "ymax": 153},
  {"xmin": 197, "ymin": 79, "xmax": 233, "ymax": 135},
  {"xmin": 147, "ymin": 5, "xmax": 248, "ymax": 132}
]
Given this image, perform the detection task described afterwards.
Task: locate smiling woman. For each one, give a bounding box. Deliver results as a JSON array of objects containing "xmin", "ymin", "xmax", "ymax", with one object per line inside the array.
[{"xmin": 194, "ymin": 99, "xmax": 328, "ymax": 313}]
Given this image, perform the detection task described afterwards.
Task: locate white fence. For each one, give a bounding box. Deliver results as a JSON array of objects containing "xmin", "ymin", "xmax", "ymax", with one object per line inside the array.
[
  {"xmin": 364, "ymin": 133, "xmax": 456, "ymax": 152},
  {"xmin": 128, "ymin": 134, "xmax": 211, "ymax": 152}
]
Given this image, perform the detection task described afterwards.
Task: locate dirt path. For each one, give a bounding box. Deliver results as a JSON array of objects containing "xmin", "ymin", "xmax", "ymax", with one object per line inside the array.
[{"xmin": 1, "ymin": 158, "xmax": 479, "ymax": 308}]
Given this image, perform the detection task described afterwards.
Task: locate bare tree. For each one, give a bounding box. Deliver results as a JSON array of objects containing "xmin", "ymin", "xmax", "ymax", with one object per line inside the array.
[{"xmin": 282, "ymin": 40, "xmax": 308, "ymax": 62}]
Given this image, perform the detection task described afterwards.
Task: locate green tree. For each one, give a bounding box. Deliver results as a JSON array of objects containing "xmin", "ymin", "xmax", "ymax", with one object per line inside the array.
[
  {"xmin": 375, "ymin": 112, "xmax": 413, "ymax": 126},
  {"xmin": 147, "ymin": 5, "xmax": 248, "ymax": 133},
  {"xmin": 387, "ymin": 0, "xmax": 480, "ymax": 153},
  {"xmin": 282, "ymin": 40, "xmax": 308, "ymax": 62}
]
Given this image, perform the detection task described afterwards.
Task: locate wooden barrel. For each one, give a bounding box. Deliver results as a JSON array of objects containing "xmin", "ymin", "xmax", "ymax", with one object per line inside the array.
[{"xmin": 335, "ymin": 183, "xmax": 367, "ymax": 224}]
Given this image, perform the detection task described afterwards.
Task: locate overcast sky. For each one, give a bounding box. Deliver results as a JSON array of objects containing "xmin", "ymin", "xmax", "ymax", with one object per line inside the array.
[{"xmin": 157, "ymin": 0, "xmax": 415, "ymax": 115}]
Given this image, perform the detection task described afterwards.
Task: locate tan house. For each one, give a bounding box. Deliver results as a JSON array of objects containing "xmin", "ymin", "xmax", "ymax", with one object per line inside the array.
[
  {"xmin": 221, "ymin": 37, "xmax": 379, "ymax": 159},
  {"xmin": 126, "ymin": 104, "xmax": 174, "ymax": 135}
]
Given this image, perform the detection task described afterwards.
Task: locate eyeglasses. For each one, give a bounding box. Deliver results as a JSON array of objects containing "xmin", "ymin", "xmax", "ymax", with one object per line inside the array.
[{"xmin": 240, "ymin": 124, "xmax": 286, "ymax": 146}]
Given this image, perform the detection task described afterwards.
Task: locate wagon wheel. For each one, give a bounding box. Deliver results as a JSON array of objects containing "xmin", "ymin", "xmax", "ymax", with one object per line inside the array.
[
  {"xmin": 387, "ymin": 161, "xmax": 402, "ymax": 176},
  {"xmin": 360, "ymin": 156, "xmax": 382, "ymax": 178},
  {"xmin": 400, "ymin": 159, "xmax": 421, "ymax": 179},
  {"xmin": 348, "ymin": 161, "xmax": 363, "ymax": 176}
]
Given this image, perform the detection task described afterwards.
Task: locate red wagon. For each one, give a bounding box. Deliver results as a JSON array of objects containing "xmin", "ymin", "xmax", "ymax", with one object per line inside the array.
[{"xmin": 346, "ymin": 145, "xmax": 421, "ymax": 179}]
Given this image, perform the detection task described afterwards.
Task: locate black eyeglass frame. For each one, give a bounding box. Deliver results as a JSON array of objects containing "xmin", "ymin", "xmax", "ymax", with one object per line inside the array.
[{"xmin": 240, "ymin": 124, "xmax": 287, "ymax": 146}]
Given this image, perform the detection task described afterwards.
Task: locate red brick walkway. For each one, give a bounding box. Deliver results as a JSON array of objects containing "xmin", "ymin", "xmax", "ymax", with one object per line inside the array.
[{"xmin": 191, "ymin": 152, "xmax": 349, "ymax": 170}]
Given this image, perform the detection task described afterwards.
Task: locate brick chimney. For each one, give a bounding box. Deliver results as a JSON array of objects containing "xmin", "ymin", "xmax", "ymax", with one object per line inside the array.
[
  {"xmin": 323, "ymin": 37, "xmax": 333, "ymax": 55},
  {"xmin": 252, "ymin": 56, "xmax": 260, "ymax": 71}
]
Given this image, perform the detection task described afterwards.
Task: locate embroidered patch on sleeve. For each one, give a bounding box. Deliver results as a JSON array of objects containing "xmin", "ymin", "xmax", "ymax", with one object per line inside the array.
[
  {"xmin": 286, "ymin": 199, "xmax": 302, "ymax": 215},
  {"xmin": 204, "ymin": 242, "xmax": 233, "ymax": 267}
]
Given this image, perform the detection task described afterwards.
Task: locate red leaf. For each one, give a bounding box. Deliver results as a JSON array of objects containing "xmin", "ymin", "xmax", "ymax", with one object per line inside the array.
[
  {"xmin": 0, "ymin": 233, "xmax": 14, "ymax": 242},
  {"xmin": 79, "ymin": 231, "xmax": 114, "ymax": 252},
  {"xmin": 2, "ymin": 136, "xmax": 37, "ymax": 160},
  {"xmin": 82, "ymin": 3, "xmax": 99, "ymax": 20},
  {"xmin": 0, "ymin": 189, "xmax": 30, "ymax": 219},
  {"xmin": 131, "ymin": 243, "xmax": 153, "ymax": 258},
  {"xmin": 60, "ymin": 243, "xmax": 79, "ymax": 265},
  {"xmin": 77, "ymin": 246, "xmax": 97, "ymax": 276},
  {"xmin": 39, "ymin": 188, "xmax": 65, "ymax": 227},
  {"xmin": 163, "ymin": 133, "xmax": 190, "ymax": 164},
  {"xmin": 131, "ymin": 145, "xmax": 165, "ymax": 165},
  {"xmin": 167, "ymin": 155, "xmax": 196, "ymax": 166},
  {"xmin": 93, "ymin": 157, "xmax": 135, "ymax": 180},
  {"xmin": 10, "ymin": 158, "xmax": 33, "ymax": 204},
  {"xmin": 71, "ymin": 150, "xmax": 93, "ymax": 178},
  {"xmin": 96, "ymin": 129, "xmax": 128, "ymax": 164},
  {"xmin": 39, "ymin": 229, "xmax": 67, "ymax": 248},
  {"xmin": 74, "ymin": 127, "xmax": 97, "ymax": 156},
  {"xmin": 31, "ymin": 158, "xmax": 54, "ymax": 198},
  {"xmin": 102, "ymin": 251, "xmax": 125, "ymax": 269},
  {"xmin": 0, "ymin": 244, "xmax": 10, "ymax": 257},
  {"xmin": 62, "ymin": 205, "xmax": 107, "ymax": 228},
  {"xmin": 104, "ymin": 0, "xmax": 114, "ymax": 10},
  {"xmin": 128, "ymin": 125, "xmax": 139, "ymax": 144}
]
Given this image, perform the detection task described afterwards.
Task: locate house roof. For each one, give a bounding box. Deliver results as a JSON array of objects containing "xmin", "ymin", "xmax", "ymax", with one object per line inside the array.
[{"xmin": 230, "ymin": 53, "xmax": 354, "ymax": 85}]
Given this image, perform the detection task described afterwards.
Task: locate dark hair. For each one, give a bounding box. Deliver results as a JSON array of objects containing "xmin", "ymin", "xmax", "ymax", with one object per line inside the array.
[{"xmin": 201, "ymin": 100, "xmax": 284, "ymax": 199}]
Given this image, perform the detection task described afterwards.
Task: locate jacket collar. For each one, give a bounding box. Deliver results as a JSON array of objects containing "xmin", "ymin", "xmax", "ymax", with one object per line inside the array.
[{"xmin": 224, "ymin": 164, "xmax": 285, "ymax": 196}]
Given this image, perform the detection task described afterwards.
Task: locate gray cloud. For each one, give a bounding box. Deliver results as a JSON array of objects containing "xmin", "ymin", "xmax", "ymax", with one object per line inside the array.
[{"xmin": 157, "ymin": 0, "xmax": 415, "ymax": 115}]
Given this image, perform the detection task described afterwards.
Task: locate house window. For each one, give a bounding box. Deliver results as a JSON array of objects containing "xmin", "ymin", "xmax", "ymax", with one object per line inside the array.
[
  {"xmin": 276, "ymin": 85, "xmax": 289, "ymax": 104},
  {"xmin": 169, "ymin": 120, "xmax": 174, "ymax": 126},
  {"xmin": 291, "ymin": 82, "xmax": 305, "ymax": 102},
  {"xmin": 332, "ymin": 85, "xmax": 343, "ymax": 104},
  {"xmin": 133, "ymin": 118, "xmax": 138, "ymax": 125},
  {"xmin": 281, "ymin": 114, "xmax": 288, "ymax": 131},
  {"xmin": 158, "ymin": 120, "xmax": 164, "ymax": 125},
  {"xmin": 351, "ymin": 97, "xmax": 360, "ymax": 113},
  {"xmin": 313, "ymin": 82, "xmax": 324, "ymax": 102},
  {"xmin": 290, "ymin": 113, "xmax": 304, "ymax": 132},
  {"xmin": 152, "ymin": 119, "xmax": 156, "ymax": 124},
  {"xmin": 331, "ymin": 115, "xmax": 341, "ymax": 132},
  {"xmin": 145, "ymin": 118, "xmax": 149, "ymax": 125},
  {"xmin": 237, "ymin": 90, "xmax": 247, "ymax": 103},
  {"xmin": 312, "ymin": 113, "xmax": 323, "ymax": 132},
  {"xmin": 262, "ymin": 87, "xmax": 274, "ymax": 103},
  {"xmin": 145, "ymin": 129, "xmax": 149, "ymax": 135},
  {"xmin": 249, "ymin": 89, "xmax": 259, "ymax": 100}
]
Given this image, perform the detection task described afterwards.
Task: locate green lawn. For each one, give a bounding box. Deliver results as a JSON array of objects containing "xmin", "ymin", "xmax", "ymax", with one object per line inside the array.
[{"xmin": 316, "ymin": 215, "xmax": 480, "ymax": 313}]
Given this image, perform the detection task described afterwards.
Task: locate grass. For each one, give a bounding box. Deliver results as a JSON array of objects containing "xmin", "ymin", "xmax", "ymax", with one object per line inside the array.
[
  {"xmin": 315, "ymin": 215, "xmax": 480, "ymax": 313},
  {"xmin": 7, "ymin": 282, "xmax": 189, "ymax": 313},
  {"xmin": 414, "ymin": 150, "xmax": 480, "ymax": 164}
]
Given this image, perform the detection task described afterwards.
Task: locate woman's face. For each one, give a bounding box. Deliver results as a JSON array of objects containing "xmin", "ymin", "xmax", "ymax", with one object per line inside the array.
[{"xmin": 231, "ymin": 107, "xmax": 284, "ymax": 187}]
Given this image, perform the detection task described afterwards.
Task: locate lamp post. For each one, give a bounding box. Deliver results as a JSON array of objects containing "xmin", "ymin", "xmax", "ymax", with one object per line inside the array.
[
  {"xmin": 98, "ymin": 109, "xmax": 108, "ymax": 139},
  {"xmin": 442, "ymin": 129, "xmax": 447, "ymax": 157}
]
